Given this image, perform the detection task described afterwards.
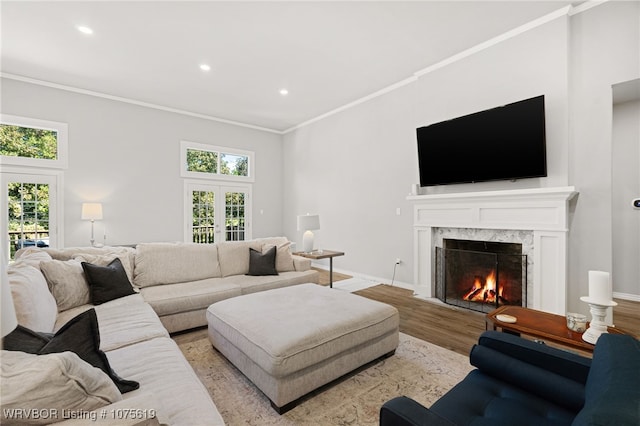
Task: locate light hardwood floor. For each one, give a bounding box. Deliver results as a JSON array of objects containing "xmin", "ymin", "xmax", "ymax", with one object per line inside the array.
[{"xmin": 316, "ymin": 268, "xmax": 640, "ymax": 356}]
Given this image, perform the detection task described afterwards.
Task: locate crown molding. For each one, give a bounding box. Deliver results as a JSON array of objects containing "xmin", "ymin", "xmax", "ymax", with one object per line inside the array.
[{"xmin": 0, "ymin": 72, "xmax": 284, "ymax": 135}]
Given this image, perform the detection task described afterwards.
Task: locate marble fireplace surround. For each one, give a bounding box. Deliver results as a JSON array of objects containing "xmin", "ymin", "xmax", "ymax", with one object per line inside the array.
[{"xmin": 408, "ymin": 186, "xmax": 578, "ymax": 315}]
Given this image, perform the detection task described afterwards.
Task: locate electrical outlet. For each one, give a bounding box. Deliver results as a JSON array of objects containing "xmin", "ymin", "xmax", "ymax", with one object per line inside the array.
[{"xmin": 395, "ymin": 258, "xmax": 402, "ymax": 265}]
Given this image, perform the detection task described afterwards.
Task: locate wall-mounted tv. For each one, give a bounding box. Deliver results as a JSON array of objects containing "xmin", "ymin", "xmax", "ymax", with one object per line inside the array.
[{"xmin": 416, "ymin": 95, "xmax": 547, "ymax": 187}]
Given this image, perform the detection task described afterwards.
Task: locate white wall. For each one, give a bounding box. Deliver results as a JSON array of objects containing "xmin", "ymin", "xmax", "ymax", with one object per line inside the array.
[
  {"xmin": 283, "ymin": 2, "xmax": 640, "ymax": 310},
  {"xmin": 283, "ymin": 14, "xmax": 570, "ymax": 287},
  {"xmin": 612, "ymin": 99, "xmax": 640, "ymax": 298},
  {"xmin": 1, "ymin": 78, "xmax": 284, "ymax": 247},
  {"xmin": 568, "ymin": 1, "xmax": 640, "ymax": 311}
]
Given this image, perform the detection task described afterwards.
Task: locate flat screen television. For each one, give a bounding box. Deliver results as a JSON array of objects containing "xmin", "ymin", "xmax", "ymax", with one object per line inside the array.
[{"xmin": 416, "ymin": 95, "xmax": 547, "ymax": 186}]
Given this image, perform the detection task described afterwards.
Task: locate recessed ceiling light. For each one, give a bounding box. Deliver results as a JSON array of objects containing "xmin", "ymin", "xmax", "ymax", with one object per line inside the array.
[
  {"xmin": 200, "ymin": 64, "xmax": 211, "ymax": 72},
  {"xmin": 279, "ymin": 89, "xmax": 289, "ymax": 96},
  {"xmin": 77, "ymin": 25, "xmax": 93, "ymax": 35}
]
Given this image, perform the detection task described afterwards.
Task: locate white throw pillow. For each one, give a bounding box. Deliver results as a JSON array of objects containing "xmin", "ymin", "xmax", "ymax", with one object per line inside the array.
[
  {"xmin": 8, "ymin": 263, "xmax": 58, "ymax": 333},
  {"xmin": 74, "ymin": 253, "xmax": 135, "ymax": 284},
  {"xmin": 0, "ymin": 350, "xmax": 122, "ymax": 425},
  {"xmin": 264, "ymin": 242, "xmax": 295, "ymax": 272},
  {"xmin": 40, "ymin": 259, "xmax": 90, "ymax": 312},
  {"xmin": 13, "ymin": 247, "xmax": 53, "ymax": 269}
]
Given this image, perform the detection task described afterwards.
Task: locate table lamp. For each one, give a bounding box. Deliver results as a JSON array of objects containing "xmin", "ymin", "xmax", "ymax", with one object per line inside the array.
[
  {"xmin": 81, "ymin": 202, "xmax": 103, "ymax": 246},
  {"xmin": 297, "ymin": 214, "xmax": 320, "ymax": 253}
]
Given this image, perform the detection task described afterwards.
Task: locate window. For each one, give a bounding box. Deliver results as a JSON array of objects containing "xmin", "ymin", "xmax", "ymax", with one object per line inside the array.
[
  {"xmin": 1, "ymin": 115, "xmax": 66, "ymax": 260},
  {"xmin": 2, "ymin": 171, "xmax": 61, "ymax": 261},
  {"xmin": 180, "ymin": 141, "xmax": 254, "ymax": 182},
  {"xmin": 184, "ymin": 181, "xmax": 251, "ymax": 243},
  {"xmin": 1, "ymin": 114, "xmax": 68, "ymax": 169}
]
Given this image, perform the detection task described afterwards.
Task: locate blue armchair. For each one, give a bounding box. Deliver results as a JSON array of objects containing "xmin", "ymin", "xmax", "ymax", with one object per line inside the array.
[{"xmin": 380, "ymin": 331, "xmax": 639, "ymax": 425}]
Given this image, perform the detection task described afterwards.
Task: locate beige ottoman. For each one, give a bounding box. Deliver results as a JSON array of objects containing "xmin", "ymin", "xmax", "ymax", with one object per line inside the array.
[{"xmin": 206, "ymin": 283, "xmax": 400, "ymax": 413}]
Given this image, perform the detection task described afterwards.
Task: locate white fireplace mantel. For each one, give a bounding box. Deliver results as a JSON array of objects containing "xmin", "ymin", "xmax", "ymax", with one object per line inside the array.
[{"xmin": 408, "ymin": 186, "xmax": 578, "ymax": 315}]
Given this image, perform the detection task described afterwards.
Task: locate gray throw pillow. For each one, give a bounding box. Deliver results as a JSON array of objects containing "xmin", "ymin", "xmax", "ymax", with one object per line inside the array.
[
  {"xmin": 247, "ymin": 246, "xmax": 278, "ymax": 276},
  {"xmin": 81, "ymin": 258, "xmax": 136, "ymax": 305}
]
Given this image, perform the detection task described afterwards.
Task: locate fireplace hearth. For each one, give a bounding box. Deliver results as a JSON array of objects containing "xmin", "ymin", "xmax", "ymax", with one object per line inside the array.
[{"xmin": 435, "ymin": 239, "xmax": 527, "ymax": 313}]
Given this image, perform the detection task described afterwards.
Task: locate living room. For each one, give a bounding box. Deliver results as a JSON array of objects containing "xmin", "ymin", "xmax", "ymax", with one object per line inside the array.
[{"xmin": 1, "ymin": 1, "xmax": 639, "ymax": 425}]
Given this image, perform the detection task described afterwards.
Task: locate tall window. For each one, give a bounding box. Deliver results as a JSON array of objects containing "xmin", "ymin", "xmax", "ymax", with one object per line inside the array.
[
  {"xmin": 1, "ymin": 115, "xmax": 66, "ymax": 260},
  {"xmin": 184, "ymin": 182, "xmax": 251, "ymax": 243}
]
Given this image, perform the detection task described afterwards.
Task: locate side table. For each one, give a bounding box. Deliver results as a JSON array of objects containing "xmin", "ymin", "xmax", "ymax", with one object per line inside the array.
[
  {"xmin": 292, "ymin": 250, "xmax": 344, "ymax": 288},
  {"xmin": 486, "ymin": 305, "xmax": 627, "ymax": 354}
]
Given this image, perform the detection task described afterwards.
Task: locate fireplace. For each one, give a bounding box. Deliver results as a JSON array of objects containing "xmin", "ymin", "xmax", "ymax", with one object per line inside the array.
[
  {"xmin": 435, "ymin": 239, "xmax": 527, "ymax": 313},
  {"xmin": 409, "ymin": 187, "xmax": 577, "ymax": 315}
]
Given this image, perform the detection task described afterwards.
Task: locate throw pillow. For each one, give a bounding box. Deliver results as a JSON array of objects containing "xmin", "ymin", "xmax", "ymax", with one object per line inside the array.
[
  {"xmin": 81, "ymin": 258, "xmax": 136, "ymax": 305},
  {"xmin": 1, "ymin": 350, "xmax": 122, "ymax": 425},
  {"xmin": 2, "ymin": 309, "xmax": 139, "ymax": 394},
  {"xmin": 247, "ymin": 246, "xmax": 278, "ymax": 276},
  {"xmin": 75, "ymin": 252, "xmax": 135, "ymax": 283},
  {"xmin": 40, "ymin": 259, "xmax": 90, "ymax": 311},
  {"xmin": 8, "ymin": 262, "xmax": 58, "ymax": 333},
  {"xmin": 264, "ymin": 242, "xmax": 296, "ymax": 272}
]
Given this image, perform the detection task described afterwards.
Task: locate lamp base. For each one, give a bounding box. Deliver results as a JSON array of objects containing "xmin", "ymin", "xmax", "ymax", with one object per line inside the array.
[{"xmin": 302, "ymin": 230, "xmax": 314, "ymax": 253}]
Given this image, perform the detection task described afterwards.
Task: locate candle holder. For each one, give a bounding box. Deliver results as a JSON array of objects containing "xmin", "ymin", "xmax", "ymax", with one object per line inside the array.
[{"xmin": 580, "ymin": 296, "xmax": 617, "ymax": 344}]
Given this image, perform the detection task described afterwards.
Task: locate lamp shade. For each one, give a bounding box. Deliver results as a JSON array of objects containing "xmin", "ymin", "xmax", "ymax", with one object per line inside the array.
[
  {"xmin": 297, "ymin": 214, "xmax": 320, "ymax": 231},
  {"xmin": 1, "ymin": 247, "xmax": 18, "ymax": 338},
  {"xmin": 81, "ymin": 203, "xmax": 103, "ymax": 220}
]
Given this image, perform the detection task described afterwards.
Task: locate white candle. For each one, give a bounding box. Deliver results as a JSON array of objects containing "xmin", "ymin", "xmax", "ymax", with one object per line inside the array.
[{"xmin": 588, "ymin": 270, "xmax": 611, "ymax": 303}]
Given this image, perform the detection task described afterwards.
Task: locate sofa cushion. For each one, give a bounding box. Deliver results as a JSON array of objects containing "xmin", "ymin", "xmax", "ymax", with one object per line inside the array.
[
  {"xmin": 134, "ymin": 242, "xmax": 221, "ymax": 288},
  {"xmin": 53, "ymin": 295, "xmax": 169, "ymax": 352},
  {"xmin": 81, "ymin": 258, "xmax": 136, "ymax": 304},
  {"xmin": 12, "ymin": 246, "xmax": 52, "ymax": 268},
  {"xmin": 40, "ymin": 258, "xmax": 90, "ymax": 311},
  {"xmin": 572, "ymin": 334, "xmax": 640, "ymax": 426},
  {"xmin": 470, "ymin": 344, "xmax": 585, "ymax": 411},
  {"xmin": 0, "ymin": 350, "xmax": 122, "ymax": 425},
  {"xmin": 140, "ymin": 278, "xmax": 242, "ymax": 317},
  {"xmin": 106, "ymin": 337, "xmax": 225, "ymax": 426},
  {"xmin": 247, "ymin": 246, "xmax": 278, "ymax": 276},
  {"xmin": 430, "ymin": 369, "xmax": 578, "ymax": 426},
  {"xmin": 227, "ymin": 270, "xmax": 319, "ymax": 295},
  {"xmin": 7, "ymin": 262, "xmax": 57, "ymax": 333},
  {"xmin": 217, "ymin": 240, "xmax": 262, "ymax": 277},
  {"xmin": 3, "ymin": 309, "xmax": 139, "ymax": 394}
]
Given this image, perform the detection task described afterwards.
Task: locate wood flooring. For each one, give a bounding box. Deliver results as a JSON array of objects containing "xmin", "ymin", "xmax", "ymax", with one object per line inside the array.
[
  {"xmin": 316, "ymin": 268, "xmax": 640, "ymax": 357},
  {"xmin": 174, "ymin": 268, "xmax": 639, "ymax": 358}
]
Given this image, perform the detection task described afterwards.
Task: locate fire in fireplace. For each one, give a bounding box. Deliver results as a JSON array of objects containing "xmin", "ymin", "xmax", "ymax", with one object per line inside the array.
[{"xmin": 435, "ymin": 239, "xmax": 527, "ymax": 313}]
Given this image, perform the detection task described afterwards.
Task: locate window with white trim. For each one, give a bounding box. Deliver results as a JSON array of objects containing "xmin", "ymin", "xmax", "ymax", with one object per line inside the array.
[
  {"xmin": 184, "ymin": 181, "xmax": 251, "ymax": 243},
  {"xmin": 1, "ymin": 114, "xmax": 68, "ymax": 169},
  {"xmin": 1, "ymin": 115, "xmax": 66, "ymax": 260},
  {"xmin": 180, "ymin": 141, "xmax": 254, "ymax": 182}
]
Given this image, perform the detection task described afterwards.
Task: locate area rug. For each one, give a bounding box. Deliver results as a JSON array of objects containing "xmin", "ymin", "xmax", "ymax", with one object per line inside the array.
[{"xmin": 178, "ymin": 333, "xmax": 473, "ymax": 425}]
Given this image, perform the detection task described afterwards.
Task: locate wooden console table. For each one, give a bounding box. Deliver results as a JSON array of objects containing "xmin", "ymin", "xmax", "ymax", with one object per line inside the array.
[
  {"xmin": 486, "ymin": 305, "xmax": 627, "ymax": 354},
  {"xmin": 292, "ymin": 250, "xmax": 344, "ymax": 288}
]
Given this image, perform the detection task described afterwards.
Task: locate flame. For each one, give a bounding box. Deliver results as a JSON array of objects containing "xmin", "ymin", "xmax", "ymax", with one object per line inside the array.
[{"xmin": 462, "ymin": 270, "xmax": 503, "ymax": 303}]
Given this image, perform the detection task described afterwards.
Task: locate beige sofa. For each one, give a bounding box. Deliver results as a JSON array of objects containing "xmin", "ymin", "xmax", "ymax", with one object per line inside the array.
[{"xmin": 2, "ymin": 237, "xmax": 319, "ymax": 425}]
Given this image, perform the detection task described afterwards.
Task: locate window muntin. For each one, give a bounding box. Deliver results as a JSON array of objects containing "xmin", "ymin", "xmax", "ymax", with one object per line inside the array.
[
  {"xmin": 184, "ymin": 181, "xmax": 251, "ymax": 244},
  {"xmin": 0, "ymin": 115, "xmax": 68, "ymax": 169},
  {"xmin": 180, "ymin": 141, "xmax": 254, "ymax": 182}
]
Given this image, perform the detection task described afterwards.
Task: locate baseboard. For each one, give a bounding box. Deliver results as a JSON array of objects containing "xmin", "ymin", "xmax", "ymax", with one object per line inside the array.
[
  {"xmin": 613, "ymin": 291, "xmax": 640, "ymax": 302},
  {"xmin": 310, "ymin": 263, "xmax": 415, "ymax": 291}
]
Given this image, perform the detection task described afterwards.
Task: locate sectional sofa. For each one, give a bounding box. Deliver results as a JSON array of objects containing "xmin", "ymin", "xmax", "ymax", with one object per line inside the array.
[{"xmin": 2, "ymin": 237, "xmax": 319, "ymax": 425}]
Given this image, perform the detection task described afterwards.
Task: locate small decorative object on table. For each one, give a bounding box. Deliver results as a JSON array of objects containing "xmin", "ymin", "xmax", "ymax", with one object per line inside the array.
[
  {"xmin": 580, "ymin": 270, "xmax": 618, "ymax": 344},
  {"xmin": 566, "ymin": 312, "xmax": 587, "ymax": 332}
]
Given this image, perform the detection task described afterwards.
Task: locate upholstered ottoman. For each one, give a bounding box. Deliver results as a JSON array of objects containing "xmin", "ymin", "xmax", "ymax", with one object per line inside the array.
[{"xmin": 206, "ymin": 283, "xmax": 400, "ymax": 413}]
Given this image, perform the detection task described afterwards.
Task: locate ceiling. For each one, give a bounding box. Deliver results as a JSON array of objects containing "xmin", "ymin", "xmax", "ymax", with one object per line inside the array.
[{"xmin": 1, "ymin": 1, "xmax": 577, "ymax": 133}]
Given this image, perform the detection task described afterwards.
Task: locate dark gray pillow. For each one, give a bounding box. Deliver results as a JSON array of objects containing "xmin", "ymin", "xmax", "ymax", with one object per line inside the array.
[
  {"xmin": 81, "ymin": 258, "xmax": 136, "ymax": 305},
  {"xmin": 247, "ymin": 246, "xmax": 278, "ymax": 276},
  {"xmin": 2, "ymin": 309, "xmax": 138, "ymax": 394}
]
